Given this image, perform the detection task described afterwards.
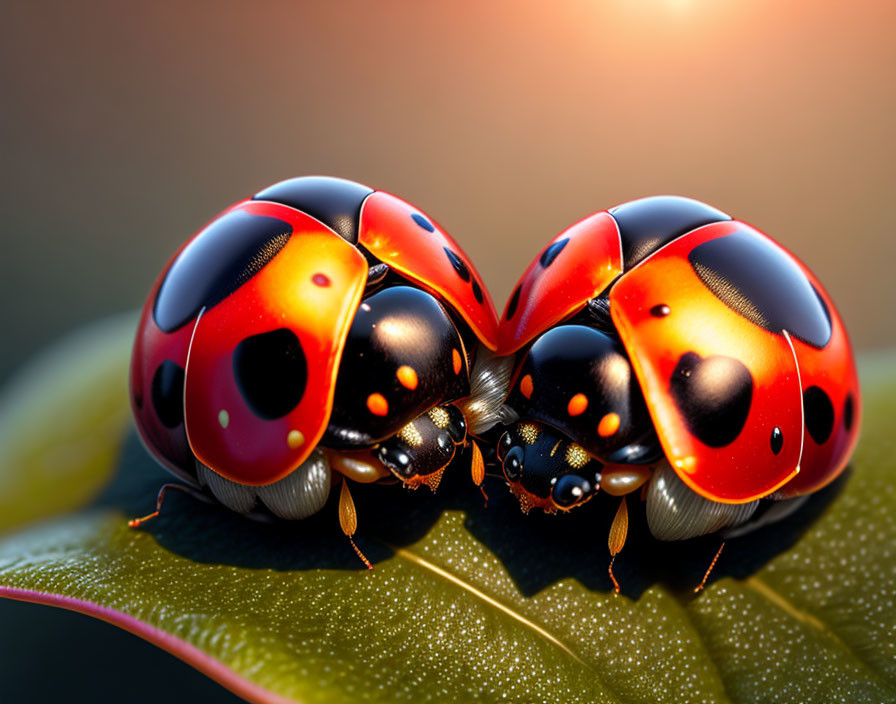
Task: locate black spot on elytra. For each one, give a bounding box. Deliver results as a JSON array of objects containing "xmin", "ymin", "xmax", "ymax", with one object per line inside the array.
[
  {"xmin": 443, "ymin": 247, "xmax": 471, "ymax": 282},
  {"xmin": 539, "ymin": 238, "xmax": 569, "ymax": 268},
  {"xmin": 472, "ymin": 279, "xmax": 484, "ymax": 304},
  {"xmin": 804, "ymin": 385, "xmax": 835, "ymax": 445},
  {"xmin": 233, "ymin": 329, "xmax": 308, "ymax": 419},
  {"xmin": 506, "ymin": 284, "xmax": 522, "ymax": 321},
  {"xmin": 411, "ymin": 213, "xmax": 435, "ymax": 232},
  {"xmin": 770, "ymin": 426, "xmax": 783, "ymax": 455},
  {"xmin": 151, "ymin": 361, "xmax": 185, "ymax": 428},
  {"xmin": 153, "ymin": 211, "xmax": 292, "ymax": 332},
  {"xmin": 253, "ymin": 176, "xmax": 372, "ymax": 243},
  {"xmin": 843, "ymin": 393, "xmax": 855, "ymax": 432},
  {"xmin": 650, "ymin": 304, "xmax": 670, "ymax": 317},
  {"xmin": 669, "ymin": 352, "xmax": 753, "ymax": 448},
  {"xmin": 610, "ymin": 196, "xmax": 730, "ymax": 269},
  {"xmin": 688, "ymin": 230, "xmax": 832, "ymax": 348}
]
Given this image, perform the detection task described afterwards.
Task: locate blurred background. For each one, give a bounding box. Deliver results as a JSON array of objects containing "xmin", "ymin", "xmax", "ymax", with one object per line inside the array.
[
  {"xmin": 2, "ymin": 0, "xmax": 895, "ymax": 386},
  {"xmin": 1, "ymin": 0, "xmax": 893, "ymax": 700}
]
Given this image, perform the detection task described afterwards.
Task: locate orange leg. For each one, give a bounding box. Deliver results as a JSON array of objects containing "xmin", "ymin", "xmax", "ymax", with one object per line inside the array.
[
  {"xmin": 128, "ymin": 483, "xmax": 202, "ymax": 528},
  {"xmin": 607, "ymin": 497, "xmax": 629, "ymax": 594},
  {"xmin": 470, "ymin": 440, "xmax": 488, "ymax": 505},
  {"xmin": 338, "ymin": 479, "xmax": 373, "ymax": 570},
  {"xmin": 694, "ymin": 541, "xmax": 726, "ymax": 593}
]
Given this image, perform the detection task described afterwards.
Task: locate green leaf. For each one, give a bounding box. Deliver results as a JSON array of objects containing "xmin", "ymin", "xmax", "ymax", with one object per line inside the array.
[{"xmin": 0, "ymin": 318, "xmax": 894, "ymax": 703}]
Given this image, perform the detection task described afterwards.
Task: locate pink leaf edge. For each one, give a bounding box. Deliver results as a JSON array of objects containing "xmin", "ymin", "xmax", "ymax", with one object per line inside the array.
[{"xmin": 0, "ymin": 586, "xmax": 300, "ymax": 704}]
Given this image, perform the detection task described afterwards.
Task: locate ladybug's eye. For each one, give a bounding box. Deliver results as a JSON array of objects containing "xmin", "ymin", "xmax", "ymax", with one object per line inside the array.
[
  {"xmin": 503, "ymin": 446, "xmax": 524, "ymax": 482},
  {"xmin": 551, "ymin": 474, "xmax": 594, "ymax": 508}
]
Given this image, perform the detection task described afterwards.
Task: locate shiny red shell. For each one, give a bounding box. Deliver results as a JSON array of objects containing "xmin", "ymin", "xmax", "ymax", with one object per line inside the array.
[
  {"xmin": 131, "ymin": 179, "xmax": 498, "ymax": 486},
  {"xmin": 499, "ymin": 198, "xmax": 860, "ymax": 503},
  {"xmin": 359, "ymin": 191, "xmax": 498, "ymax": 352}
]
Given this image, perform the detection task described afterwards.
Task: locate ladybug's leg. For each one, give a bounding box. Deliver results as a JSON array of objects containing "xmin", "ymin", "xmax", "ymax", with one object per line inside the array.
[
  {"xmin": 470, "ymin": 440, "xmax": 488, "ymax": 504},
  {"xmin": 689, "ymin": 495, "xmax": 808, "ymax": 592},
  {"xmin": 607, "ymin": 497, "xmax": 629, "ymax": 594},
  {"xmin": 128, "ymin": 482, "xmax": 211, "ymax": 528},
  {"xmin": 694, "ymin": 541, "xmax": 726, "ymax": 593},
  {"xmin": 376, "ymin": 403, "xmax": 467, "ymax": 492},
  {"xmin": 337, "ymin": 479, "xmax": 373, "ymax": 570}
]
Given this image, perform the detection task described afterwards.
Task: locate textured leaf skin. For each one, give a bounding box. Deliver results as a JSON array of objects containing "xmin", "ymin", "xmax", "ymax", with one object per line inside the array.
[{"xmin": 0, "ymin": 319, "xmax": 894, "ymax": 704}]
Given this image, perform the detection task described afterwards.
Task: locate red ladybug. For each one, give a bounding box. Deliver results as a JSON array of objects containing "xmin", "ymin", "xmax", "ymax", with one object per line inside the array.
[
  {"xmin": 130, "ymin": 176, "xmax": 502, "ymax": 566},
  {"xmin": 496, "ymin": 196, "xmax": 860, "ymax": 590}
]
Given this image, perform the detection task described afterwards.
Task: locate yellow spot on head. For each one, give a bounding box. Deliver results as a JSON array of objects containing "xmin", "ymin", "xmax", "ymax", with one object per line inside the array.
[
  {"xmin": 398, "ymin": 421, "xmax": 424, "ymax": 447},
  {"xmin": 396, "ymin": 365, "xmax": 418, "ymax": 390},
  {"xmin": 518, "ymin": 422, "xmax": 540, "ymax": 445},
  {"xmin": 565, "ymin": 443, "xmax": 590, "ymax": 469},
  {"xmin": 366, "ymin": 393, "xmax": 389, "ymax": 416},
  {"xmin": 520, "ymin": 374, "xmax": 534, "ymax": 399},
  {"xmin": 597, "ymin": 412, "xmax": 621, "ymax": 437},
  {"xmin": 452, "ymin": 348, "xmax": 463, "ymax": 375},
  {"xmin": 287, "ymin": 429, "xmax": 305, "ymax": 449},
  {"xmin": 428, "ymin": 406, "xmax": 450, "ymax": 428},
  {"xmin": 218, "ymin": 409, "xmax": 229, "ymax": 429},
  {"xmin": 567, "ymin": 393, "xmax": 589, "ymax": 417}
]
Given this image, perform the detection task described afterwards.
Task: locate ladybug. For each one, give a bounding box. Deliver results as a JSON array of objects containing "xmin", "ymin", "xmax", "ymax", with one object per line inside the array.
[
  {"xmin": 495, "ymin": 196, "xmax": 860, "ymax": 590},
  {"xmin": 130, "ymin": 176, "xmax": 506, "ymax": 566}
]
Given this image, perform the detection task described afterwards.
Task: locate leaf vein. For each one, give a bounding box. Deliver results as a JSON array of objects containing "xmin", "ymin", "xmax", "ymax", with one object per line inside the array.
[{"xmin": 392, "ymin": 547, "xmax": 622, "ymax": 703}]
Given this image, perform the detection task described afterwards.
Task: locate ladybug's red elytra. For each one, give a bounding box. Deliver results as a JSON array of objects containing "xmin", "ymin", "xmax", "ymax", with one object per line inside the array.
[
  {"xmin": 496, "ymin": 196, "xmax": 860, "ymax": 591},
  {"xmin": 130, "ymin": 176, "xmax": 507, "ymax": 566}
]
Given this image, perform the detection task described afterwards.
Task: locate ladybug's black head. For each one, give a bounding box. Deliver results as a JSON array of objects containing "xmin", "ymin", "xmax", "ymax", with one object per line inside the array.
[
  {"xmin": 497, "ymin": 421, "xmax": 602, "ymax": 513},
  {"xmin": 376, "ymin": 404, "xmax": 467, "ymax": 491},
  {"xmin": 323, "ymin": 286, "xmax": 470, "ymax": 449},
  {"xmin": 503, "ymin": 324, "xmax": 662, "ymax": 466},
  {"xmin": 498, "ymin": 321, "xmax": 663, "ymax": 514}
]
